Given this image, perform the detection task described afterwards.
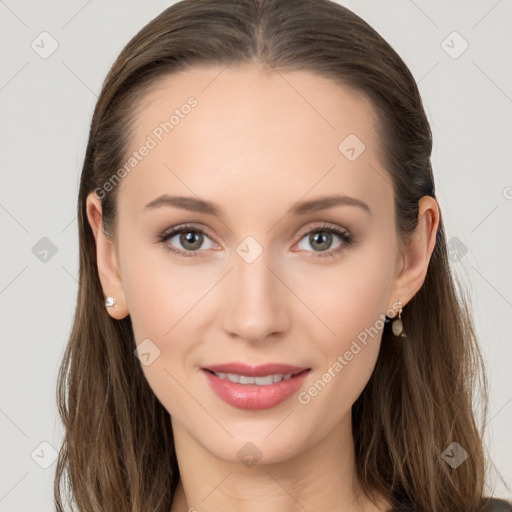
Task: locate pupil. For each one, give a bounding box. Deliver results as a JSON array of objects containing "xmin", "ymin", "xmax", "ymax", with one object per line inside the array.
[
  {"xmin": 311, "ymin": 232, "xmax": 331, "ymax": 251},
  {"xmin": 181, "ymin": 231, "xmax": 202, "ymax": 250}
]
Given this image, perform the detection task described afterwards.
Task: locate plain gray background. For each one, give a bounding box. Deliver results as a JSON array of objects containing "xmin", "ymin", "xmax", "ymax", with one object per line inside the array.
[{"xmin": 1, "ymin": 0, "xmax": 511, "ymax": 510}]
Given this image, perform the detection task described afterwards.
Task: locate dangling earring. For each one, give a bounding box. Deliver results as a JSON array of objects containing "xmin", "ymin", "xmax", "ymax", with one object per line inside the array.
[
  {"xmin": 392, "ymin": 300, "xmax": 406, "ymax": 338},
  {"xmin": 105, "ymin": 296, "xmax": 117, "ymax": 308}
]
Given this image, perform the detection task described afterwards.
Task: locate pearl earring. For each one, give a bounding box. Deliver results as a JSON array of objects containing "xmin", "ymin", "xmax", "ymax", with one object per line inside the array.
[
  {"xmin": 392, "ymin": 300, "xmax": 406, "ymax": 338},
  {"xmin": 105, "ymin": 296, "xmax": 117, "ymax": 308}
]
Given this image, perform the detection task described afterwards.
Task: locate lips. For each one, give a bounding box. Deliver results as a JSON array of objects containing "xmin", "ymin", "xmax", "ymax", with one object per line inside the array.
[
  {"xmin": 203, "ymin": 362, "xmax": 309, "ymax": 377},
  {"xmin": 201, "ymin": 362, "xmax": 311, "ymax": 410}
]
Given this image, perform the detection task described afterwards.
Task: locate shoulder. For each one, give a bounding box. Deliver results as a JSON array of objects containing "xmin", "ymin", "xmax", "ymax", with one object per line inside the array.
[
  {"xmin": 391, "ymin": 497, "xmax": 512, "ymax": 512},
  {"xmin": 481, "ymin": 498, "xmax": 512, "ymax": 512}
]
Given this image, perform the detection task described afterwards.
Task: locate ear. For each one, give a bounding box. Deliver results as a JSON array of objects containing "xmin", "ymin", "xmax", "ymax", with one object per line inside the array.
[
  {"xmin": 387, "ymin": 196, "xmax": 440, "ymax": 315},
  {"xmin": 85, "ymin": 192, "xmax": 129, "ymax": 320}
]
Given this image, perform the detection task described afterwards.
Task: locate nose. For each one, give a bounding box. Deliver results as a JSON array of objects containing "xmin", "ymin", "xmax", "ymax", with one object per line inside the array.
[{"xmin": 221, "ymin": 247, "xmax": 291, "ymax": 344}]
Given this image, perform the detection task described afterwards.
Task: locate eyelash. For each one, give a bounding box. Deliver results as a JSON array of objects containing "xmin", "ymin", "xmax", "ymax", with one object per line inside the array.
[{"xmin": 156, "ymin": 222, "xmax": 354, "ymax": 259}]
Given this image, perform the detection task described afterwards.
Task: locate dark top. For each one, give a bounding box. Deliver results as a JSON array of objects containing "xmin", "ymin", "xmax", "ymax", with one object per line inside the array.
[{"xmin": 392, "ymin": 497, "xmax": 512, "ymax": 511}]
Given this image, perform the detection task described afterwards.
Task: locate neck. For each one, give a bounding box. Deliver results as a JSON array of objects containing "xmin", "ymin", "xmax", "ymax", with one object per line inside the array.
[{"xmin": 169, "ymin": 413, "xmax": 390, "ymax": 512}]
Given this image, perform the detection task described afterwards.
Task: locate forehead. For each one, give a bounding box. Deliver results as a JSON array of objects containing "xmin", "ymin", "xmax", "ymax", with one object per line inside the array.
[
  {"xmin": 117, "ymin": 63, "xmax": 389, "ymax": 219},
  {"xmin": 131, "ymin": 63, "xmax": 379, "ymax": 148}
]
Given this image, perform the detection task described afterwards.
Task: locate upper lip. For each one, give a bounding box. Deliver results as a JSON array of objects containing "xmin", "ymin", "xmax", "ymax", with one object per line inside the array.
[{"xmin": 202, "ymin": 363, "xmax": 310, "ymax": 377}]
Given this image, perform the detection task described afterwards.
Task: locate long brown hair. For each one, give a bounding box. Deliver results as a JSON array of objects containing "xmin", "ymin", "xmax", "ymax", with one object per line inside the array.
[{"xmin": 54, "ymin": 1, "xmax": 502, "ymax": 510}]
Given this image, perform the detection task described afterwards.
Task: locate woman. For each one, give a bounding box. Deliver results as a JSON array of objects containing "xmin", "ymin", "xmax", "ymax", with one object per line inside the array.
[{"xmin": 54, "ymin": 0, "xmax": 511, "ymax": 511}]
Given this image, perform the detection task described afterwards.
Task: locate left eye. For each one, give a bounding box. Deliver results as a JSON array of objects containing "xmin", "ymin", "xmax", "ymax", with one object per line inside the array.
[{"xmin": 295, "ymin": 225, "xmax": 353, "ymax": 256}]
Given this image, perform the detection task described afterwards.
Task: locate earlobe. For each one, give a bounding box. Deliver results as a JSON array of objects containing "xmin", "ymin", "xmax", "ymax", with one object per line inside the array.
[
  {"xmin": 85, "ymin": 192, "xmax": 129, "ymax": 320},
  {"xmin": 388, "ymin": 196, "xmax": 440, "ymax": 310}
]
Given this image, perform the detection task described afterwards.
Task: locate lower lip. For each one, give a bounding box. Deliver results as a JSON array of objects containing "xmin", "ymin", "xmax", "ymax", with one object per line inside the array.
[{"xmin": 202, "ymin": 369, "xmax": 311, "ymax": 410}]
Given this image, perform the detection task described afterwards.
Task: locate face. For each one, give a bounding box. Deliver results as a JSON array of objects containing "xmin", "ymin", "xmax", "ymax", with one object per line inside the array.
[{"xmin": 98, "ymin": 63, "xmax": 404, "ymax": 464}]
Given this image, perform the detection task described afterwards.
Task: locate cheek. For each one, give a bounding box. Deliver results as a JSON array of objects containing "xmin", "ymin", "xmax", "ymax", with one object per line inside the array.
[
  {"xmin": 292, "ymin": 243, "xmax": 394, "ymax": 401},
  {"xmin": 119, "ymin": 241, "xmax": 217, "ymax": 410},
  {"xmin": 121, "ymin": 236, "xmax": 209, "ymax": 342},
  {"xmin": 293, "ymin": 280, "xmax": 388, "ymax": 429},
  {"xmin": 296, "ymin": 249, "xmax": 392, "ymax": 351},
  {"xmin": 123, "ymin": 262, "xmax": 196, "ymax": 418}
]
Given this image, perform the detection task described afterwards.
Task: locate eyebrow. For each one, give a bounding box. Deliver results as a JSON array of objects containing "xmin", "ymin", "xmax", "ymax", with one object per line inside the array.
[{"xmin": 144, "ymin": 193, "xmax": 372, "ymax": 216}]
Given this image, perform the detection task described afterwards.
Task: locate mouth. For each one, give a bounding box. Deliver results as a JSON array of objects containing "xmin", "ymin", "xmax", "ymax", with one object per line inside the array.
[
  {"xmin": 202, "ymin": 362, "xmax": 310, "ymax": 377},
  {"xmin": 203, "ymin": 368, "xmax": 309, "ymax": 385},
  {"xmin": 200, "ymin": 363, "xmax": 311, "ymax": 410}
]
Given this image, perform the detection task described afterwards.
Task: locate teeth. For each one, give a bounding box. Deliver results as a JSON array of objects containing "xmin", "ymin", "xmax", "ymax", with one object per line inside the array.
[{"xmin": 213, "ymin": 372, "xmax": 294, "ymax": 385}]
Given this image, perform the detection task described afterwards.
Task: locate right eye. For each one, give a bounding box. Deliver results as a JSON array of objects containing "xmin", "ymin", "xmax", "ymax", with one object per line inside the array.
[{"xmin": 157, "ymin": 224, "xmax": 219, "ymax": 258}]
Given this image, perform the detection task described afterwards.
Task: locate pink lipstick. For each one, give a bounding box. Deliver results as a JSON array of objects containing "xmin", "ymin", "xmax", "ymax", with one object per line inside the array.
[{"xmin": 201, "ymin": 363, "xmax": 311, "ymax": 410}]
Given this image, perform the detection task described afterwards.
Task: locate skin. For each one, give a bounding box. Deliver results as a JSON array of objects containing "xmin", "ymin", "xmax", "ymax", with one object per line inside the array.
[{"xmin": 86, "ymin": 63, "xmax": 439, "ymax": 512}]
